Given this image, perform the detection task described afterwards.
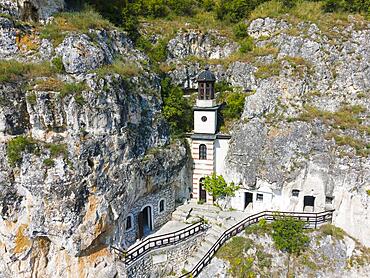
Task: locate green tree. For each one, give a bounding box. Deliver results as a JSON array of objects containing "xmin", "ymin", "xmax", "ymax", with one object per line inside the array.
[
  {"xmin": 203, "ymin": 173, "xmax": 239, "ymax": 201},
  {"xmin": 272, "ymin": 216, "xmax": 310, "ymax": 276},
  {"xmin": 161, "ymin": 78, "xmax": 193, "ymax": 136}
]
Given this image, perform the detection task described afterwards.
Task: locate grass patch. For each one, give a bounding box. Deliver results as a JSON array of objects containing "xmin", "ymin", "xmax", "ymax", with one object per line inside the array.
[
  {"xmin": 255, "ymin": 61, "xmax": 281, "ymax": 79},
  {"xmin": 325, "ymin": 132, "xmax": 369, "ymax": 157},
  {"xmin": 26, "ymin": 92, "xmax": 37, "ymax": 106},
  {"xmin": 39, "ymin": 8, "xmax": 113, "ymax": 45},
  {"xmin": 296, "ymin": 105, "xmax": 368, "ymax": 133},
  {"xmin": 319, "ymin": 224, "xmax": 345, "ymax": 240},
  {"xmin": 216, "ymin": 236, "xmax": 255, "ymax": 277},
  {"xmin": 51, "ymin": 57, "xmax": 65, "ymax": 73},
  {"xmin": 245, "ymin": 219, "xmax": 273, "ymax": 235},
  {"xmin": 0, "ymin": 60, "xmax": 55, "ymax": 83},
  {"xmin": 95, "ymin": 58, "xmax": 141, "ymax": 78},
  {"xmin": 7, "ymin": 136, "xmax": 38, "ymax": 166},
  {"xmin": 45, "ymin": 143, "xmax": 68, "ymax": 159},
  {"xmin": 367, "ymin": 190, "xmax": 370, "ymax": 196},
  {"xmin": 33, "ymin": 78, "xmax": 65, "ymax": 91},
  {"xmin": 43, "ymin": 158, "xmax": 55, "ymax": 167}
]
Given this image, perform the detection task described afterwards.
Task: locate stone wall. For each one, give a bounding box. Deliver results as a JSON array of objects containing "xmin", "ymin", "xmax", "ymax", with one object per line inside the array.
[
  {"xmin": 118, "ymin": 185, "xmax": 176, "ymax": 247},
  {"xmin": 126, "ymin": 232, "xmax": 206, "ymax": 277}
]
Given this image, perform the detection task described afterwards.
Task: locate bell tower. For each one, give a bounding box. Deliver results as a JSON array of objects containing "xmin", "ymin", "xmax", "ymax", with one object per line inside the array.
[
  {"xmin": 190, "ymin": 67, "xmax": 222, "ymax": 204},
  {"xmin": 193, "ymin": 67, "xmax": 219, "ymax": 135}
]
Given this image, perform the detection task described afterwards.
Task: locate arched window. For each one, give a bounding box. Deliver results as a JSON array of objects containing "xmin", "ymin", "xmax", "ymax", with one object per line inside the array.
[
  {"xmin": 199, "ymin": 144, "xmax": 207, "ymax": 160},
  {"xmin": 159, "ymin": 199, "xmax": 165, "ymax": 213},
  {"xmin": 125, "ymin": 215, "xmax": 133, "ymax": 231}
]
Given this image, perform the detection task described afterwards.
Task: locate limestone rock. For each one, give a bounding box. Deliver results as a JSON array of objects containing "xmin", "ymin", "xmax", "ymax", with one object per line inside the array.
[
  {"xmin": 0, "ymin": 17, "xmax": 17, "ymax": 58},
  {"xmin": 55, "ymin": 34, "xmax": 109, "ymax": 74},
  {"xmin": 0, "ymin": 0, "xmax": 64, "ymax": 21}
]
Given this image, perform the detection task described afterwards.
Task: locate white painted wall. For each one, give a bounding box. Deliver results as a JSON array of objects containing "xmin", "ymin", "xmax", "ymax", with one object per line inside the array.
[
  {"xmin": 196, "ymin": 99, "xmax": 216, "ymax": 107},
  {"xmin": 215, "ymin": 138, "xmax": 229, "ymax": 175},
  {"xmin": 194, "ymin": 110, "xmax": 217, "ymax": 134},
  {"xmin": 230, "ymin": 185, "xmax": 273, "ymax": 212}
]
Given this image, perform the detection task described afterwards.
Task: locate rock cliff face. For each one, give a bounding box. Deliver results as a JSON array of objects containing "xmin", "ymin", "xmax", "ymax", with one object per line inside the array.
[
  {"xmin": 0, "ymin": 13, "xmax": 188, "ymax": 278},
  {"xmin": 165, "ymin": 17, "xmax": 370, "ymax": 247},
  {"xmin": 0, "ymin": 0, "xmax": 64, "ymax": 21}
]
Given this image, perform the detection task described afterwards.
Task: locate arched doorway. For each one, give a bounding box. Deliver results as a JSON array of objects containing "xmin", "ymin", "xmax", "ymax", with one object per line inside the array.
[
  {"xmin": 138, "ymin": 205, "xmax": 153, "ymax": 239},
  {"xmin": 199, "ymin": 178, "xmax": 207, "ymax": 203}
]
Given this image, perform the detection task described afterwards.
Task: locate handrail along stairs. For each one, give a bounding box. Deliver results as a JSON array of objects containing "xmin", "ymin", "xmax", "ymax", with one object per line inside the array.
[{"xmin": 180, "ymin": 209, "xmax": 335, "ymax": 278}]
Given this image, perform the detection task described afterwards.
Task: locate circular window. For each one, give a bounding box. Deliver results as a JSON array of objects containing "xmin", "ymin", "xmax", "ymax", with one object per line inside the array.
[{"xmin": 201, "ymin": 116, "xmax": 207, "ymax": 122}]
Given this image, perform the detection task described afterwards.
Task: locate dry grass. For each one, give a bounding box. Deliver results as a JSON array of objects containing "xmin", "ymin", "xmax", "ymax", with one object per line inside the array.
[
  {"xmin": 33, "ymin": 78, "xmax": 65, "ymax": 91},
  {"xmin": 95, "ymin": 58, "xmax": 141, "ymax": 78},
  {"xmin": 39, "ymin": 8, "xmax": 113, "ymax": 45},
  {"xmin": 0, "ymin": 60, "xmax": 55, "ymax": 82}
]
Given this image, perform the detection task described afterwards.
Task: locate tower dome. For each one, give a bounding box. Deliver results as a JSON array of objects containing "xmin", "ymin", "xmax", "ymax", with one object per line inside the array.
[{"xmin": 197, "ymin": 67, "xmax": 216, "ymax": 82}]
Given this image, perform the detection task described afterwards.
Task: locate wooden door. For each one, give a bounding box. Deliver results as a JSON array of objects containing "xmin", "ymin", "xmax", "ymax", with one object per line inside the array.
[{"xmin": 138, "ymin": 211, "xmax": 144, "ymax": 239}]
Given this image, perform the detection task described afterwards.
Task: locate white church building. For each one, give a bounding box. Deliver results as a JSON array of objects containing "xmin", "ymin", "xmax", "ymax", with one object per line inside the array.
[
  {"xmin": 189, "ymin": 68, "xmax": 323, "ymax": 214},
  {"xmin": 189, "ymin": 68, "xmax": 231, "ymax": 204}
]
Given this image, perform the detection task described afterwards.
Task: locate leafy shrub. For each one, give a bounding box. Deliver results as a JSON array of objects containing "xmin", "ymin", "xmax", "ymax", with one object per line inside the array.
[
  {"xmin": 136, "ymin": 36, "xmax": 168, "ymax": 65},
  {"xmin": 233, "ymin": 22, "xmax": 249, "ymax": 39},
  {"xmin": 220, "ymin": 91, "xmax": 246, "ymax": 119},
  {"xmin": 323, "ymin": 0, "xmax": 370, "ymax": 13},
  {"xmin": 272, "ymin": 216, "xmax": 309, "ymax": 256},
  {"xmin": 245, "ymin": 218, "xmax": 272, "ymax": 235},
  {"xmin": 51, "ymin": 57, "xmax": 65, "ymax": 73},
  {"xmin": 161, "ymin": 78, "xmax": 192, "ymax": 135},
  {"xmin": 239, "ymin": 36, "xmax": 255, "ymax": 53},
  {"xmin": 7, "ymin": 136, "xmax": 38, "ymax": 166},
  {"xmin": 203, "ymin": 173, "xmax": 240, "ymax": 199},
  {"xmin": 367, "ymin": 189, "xmax": 370, "ymax": 196},
  {"xmin": 215, "ymin": 80, "xmax": 233, "ymax": 93}
]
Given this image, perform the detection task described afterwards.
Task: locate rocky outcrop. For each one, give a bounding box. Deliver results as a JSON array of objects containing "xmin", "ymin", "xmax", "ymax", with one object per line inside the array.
[
  {"xmin": 166, "ymin": 17, "xmax": 370, "ymax": 247},
  {"xmin": 200, "ymin": 225, "xmax": 370, "ymax": 278},
  {"xmin": 0, "ymin": 0, "xmax": 64, "ymax": 21},
  {"xmin": 0, "ymin": 16, "xmax": 189, "ymax": 277}
]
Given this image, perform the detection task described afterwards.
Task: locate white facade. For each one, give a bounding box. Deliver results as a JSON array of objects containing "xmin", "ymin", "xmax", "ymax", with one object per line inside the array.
[
  {"xmin": 229, "ymin": 183, "xmax": 274, "ymax": 212},
  {"xmin": 196, "ymin": 99, "xmax": 216, "ymax": 107},
  {"xmin": 193, "ymin": 110, "xmax": 218, "ymax": 134},
  {"xmin": 215, "ymin": 139, "xmax": 229, "ymax": 175}
]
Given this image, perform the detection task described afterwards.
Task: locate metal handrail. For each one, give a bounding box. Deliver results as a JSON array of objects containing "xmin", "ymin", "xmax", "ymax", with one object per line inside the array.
[
  {"xmin": 180, "ymin": 209, "xmax": 335, "ymax": 278},
  {"xmin": 112, "ymin": 220, "xmax": 208, "ymax": 266}
]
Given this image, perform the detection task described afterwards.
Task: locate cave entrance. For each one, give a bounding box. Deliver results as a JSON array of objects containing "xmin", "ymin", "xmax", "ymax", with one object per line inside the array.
[
  {"xmin": 244, "ymin": 192, "xmax": 253, "ymax": 209},
  {"xmin": 138, "ymin": 205, "xmax": 153, "ymax": 239},
  {"xmin": 303, "ymin": 196, "xmax": 315, "ymax": 212}
]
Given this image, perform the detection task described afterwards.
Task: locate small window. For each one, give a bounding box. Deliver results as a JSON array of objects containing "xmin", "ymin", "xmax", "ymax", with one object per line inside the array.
[
  {"xmin": 159, "ymin": 199, "xmax": 165, "ymax": 213},
  {"xmin": 325, "ymin": 196, "xmax": 334, "ymax": 204},
  {"xmin": 199, "ymin": 144, "xmax": 207, "ymax": 160},
  {"xmin": 292, "ymin": 189, "xmax": 300, "ymax": 197},
  {"xmin": 125, "ymin": 215, "xmax": 132, "ymax": 231},
  {"xmin": 256, "ymin": 193, "xmax": 263, "ymax": 201}
]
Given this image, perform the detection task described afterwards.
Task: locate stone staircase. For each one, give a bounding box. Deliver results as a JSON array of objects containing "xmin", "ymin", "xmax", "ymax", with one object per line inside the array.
[{"xmin": 172, "ymin": 201, "xmax": 249, "ymax": 272}]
